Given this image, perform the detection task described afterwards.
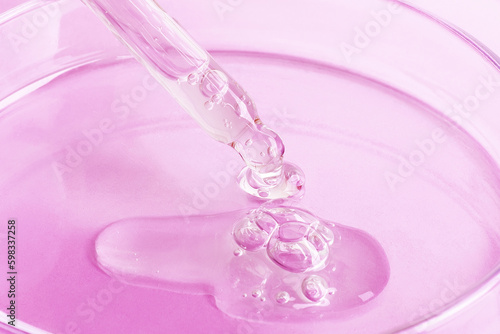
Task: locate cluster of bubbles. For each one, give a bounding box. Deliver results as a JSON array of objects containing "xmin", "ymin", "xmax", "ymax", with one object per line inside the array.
[
  {"xmin": 188, "ymin": 69, "xmax": 229, "ymax": 112},
  {"xmin": 232, "ymin": 206, "xmax": 337, "ymax": 304}
]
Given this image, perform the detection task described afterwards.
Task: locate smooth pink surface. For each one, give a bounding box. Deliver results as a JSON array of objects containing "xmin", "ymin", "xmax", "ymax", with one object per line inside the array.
[{"xmin": 1, "ymin": 1, "xmax": 500, "ymax": 334}]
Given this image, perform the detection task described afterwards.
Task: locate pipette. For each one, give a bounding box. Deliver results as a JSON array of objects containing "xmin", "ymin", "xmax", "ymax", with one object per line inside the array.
[{"xmin": 81, "ymin": 0, "xmax": 305, "ymax": 199}]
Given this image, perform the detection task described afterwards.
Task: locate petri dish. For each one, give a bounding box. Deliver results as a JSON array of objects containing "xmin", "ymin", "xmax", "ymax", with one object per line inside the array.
[{"xmin": 0, "ymin": 0, "xmax": 499, "ymax": 333}]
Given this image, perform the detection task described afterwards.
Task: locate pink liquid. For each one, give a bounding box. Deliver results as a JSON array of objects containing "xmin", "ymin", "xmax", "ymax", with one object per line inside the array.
[
  {"xmin": 1, "ymin": 1, "xmax": 500, "ymax": 333},
  {"xmin": 2, "ymin": 50, "xmax": 499, "ymax": 333}
]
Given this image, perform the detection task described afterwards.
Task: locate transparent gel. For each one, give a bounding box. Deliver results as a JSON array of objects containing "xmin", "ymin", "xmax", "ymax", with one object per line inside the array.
[{"xmin": 95, "ymin": 203, "xmax": 390, "ymax": 319}]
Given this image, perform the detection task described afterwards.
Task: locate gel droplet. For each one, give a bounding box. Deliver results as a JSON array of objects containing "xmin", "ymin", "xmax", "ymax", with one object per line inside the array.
[
  {"xmin": 302, "ymin": 275, "xmax": 328, "ymax": 302},
  {"xmin": 252, "ymin": 289, "xmax": 262, "ymax": 298},
  {"xmin": 276, "ymin": 291, "xmax": 290, "ymax": 304},
  {"xmin": 233, "ymin": 249, "xmax": 243, "ymax": 257}
]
